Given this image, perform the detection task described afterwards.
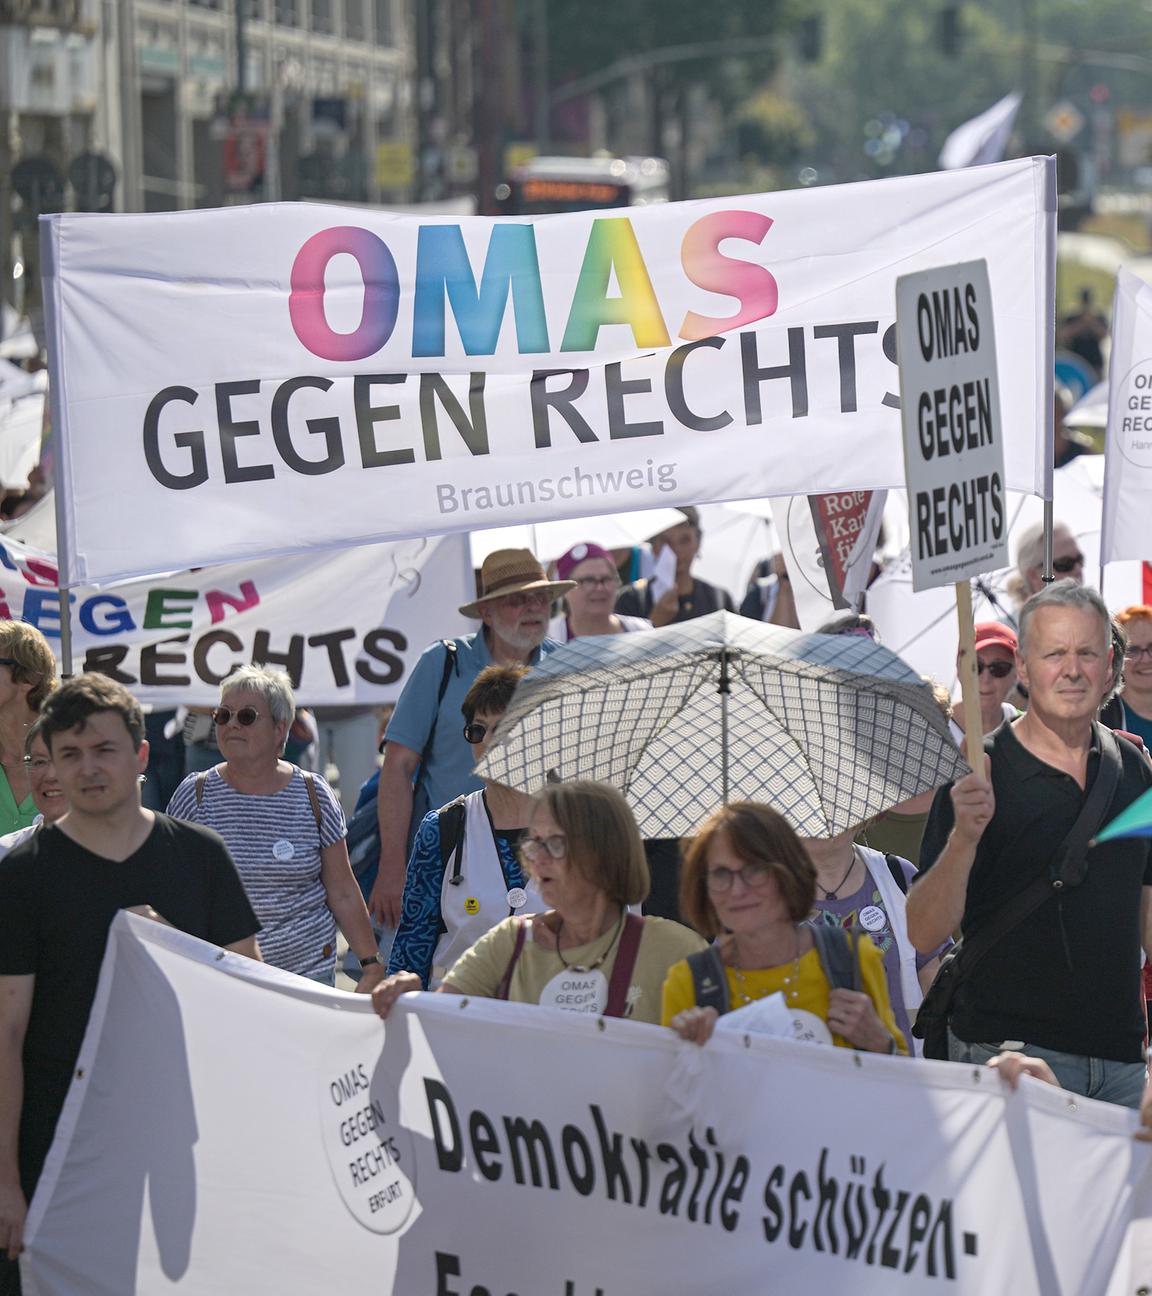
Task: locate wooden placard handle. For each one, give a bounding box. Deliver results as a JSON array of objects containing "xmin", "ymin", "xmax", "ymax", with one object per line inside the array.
[{"xmin": 955, "ymin": 581, "xmax": 985, "ymax": 773}]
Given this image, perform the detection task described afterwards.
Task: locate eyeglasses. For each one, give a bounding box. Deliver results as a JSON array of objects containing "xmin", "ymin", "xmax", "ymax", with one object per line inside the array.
[
  {"xmin": 1051, "ymin": 553, "xmax": 1085, "ymax": 574},
  {"xmin": 976, "ymin": 660, "xmax": 1015, "ymax": 678},
  {"xmin": 0, "ymin": 658, "xmax": 19, "ymax": 670},
  {"xmin": 519, "ymin": 834, "xmax": 568, "ymax": 862},
  {"xmin": 499, "ymin": 590, "xmax": 550, "ymax": 609},
  {"xmin": 211, "ymin": 706, "xmax": 261, "ymax": 727},
  {"xmin": 1126, "ymin": 645, "xmax": 1152, "ymax": 661},
  {"xmin": 463, "ymin": 721, "xmax": 489, "ymax": 744},
  {"xmin": 706, "ymin": 860, "xmax": 774, "ymax": 893},
  {"xmin": 23, "ymin": 755, "xmax": 51, "ymax": 772},
  {"xmin": 573, "ymin": 576, "xmax": 619, "ymax": 591}
]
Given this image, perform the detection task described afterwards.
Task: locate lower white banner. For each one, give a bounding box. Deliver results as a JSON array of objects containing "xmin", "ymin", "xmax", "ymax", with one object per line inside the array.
[{"xmin": 23, "ymin": 915, "xmax": 1152, "ymax": 1295}]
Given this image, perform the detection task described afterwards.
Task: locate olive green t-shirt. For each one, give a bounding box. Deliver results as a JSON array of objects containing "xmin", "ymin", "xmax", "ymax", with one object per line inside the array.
[{"xmin": 443, "ymin": 914, "xmax": 705, "ymax": 1025}]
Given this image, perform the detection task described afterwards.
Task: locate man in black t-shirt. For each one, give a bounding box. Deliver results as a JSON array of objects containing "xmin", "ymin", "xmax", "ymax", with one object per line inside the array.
[
  {"xmin": 0, "ymin": 674, "xmax": 260, "ymax": 1291},
  {"xmin": 908, "ymin": 582, "xmax": 1152, "ymax": 1107}
]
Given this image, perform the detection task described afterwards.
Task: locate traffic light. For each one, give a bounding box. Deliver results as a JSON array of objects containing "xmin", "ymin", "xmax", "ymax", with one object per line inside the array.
[
  {"xmin": 798, "ymin": 16, "xmax": 822, "ymax": 63},
  {"xmin": 939, "ymin": 4, "xmax": 962, "ymax": 58}
]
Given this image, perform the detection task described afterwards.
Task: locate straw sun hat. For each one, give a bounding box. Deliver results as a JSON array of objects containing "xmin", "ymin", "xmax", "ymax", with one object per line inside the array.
[{"xmin": 458, "ymin": 549, "xmax": 576, "ymax": 618}]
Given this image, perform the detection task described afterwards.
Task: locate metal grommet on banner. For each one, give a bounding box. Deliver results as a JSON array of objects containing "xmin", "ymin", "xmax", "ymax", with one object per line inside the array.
[
  {"xmin": 1135, "ymin": 1286, "xmax": 1149, "ymax": 1295},
  {"xmin": 215, "ymin": 951, "xmax": 226, "ymax": 962},
  {"xmin": 972, "ymin": 1069, "xmax": 982, "ymax": 1083},
  {"xmin": 597, "ymin": 1018, "xmax": 606, "ymax": 1033},
  {"xmin": 458, "ymin": 998, "xmax": 470, "ymax": 1010},
  {"xmin": 1066, "ymin": 1099, "xmax": 1078, "ymax": 1113},
  {"xmin": 853, "ymin": 1054, "xmax": 862, "ymax": 1068},
  {"xmin": 743, "ymin": 1035, "xmax": 751, "ymax": 1049}
]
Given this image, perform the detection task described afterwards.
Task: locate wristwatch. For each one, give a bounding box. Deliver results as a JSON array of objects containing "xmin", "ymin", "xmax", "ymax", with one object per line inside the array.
[{"xmin": 358, "ymin": 954, "xmax": 383, "ymax": 969}]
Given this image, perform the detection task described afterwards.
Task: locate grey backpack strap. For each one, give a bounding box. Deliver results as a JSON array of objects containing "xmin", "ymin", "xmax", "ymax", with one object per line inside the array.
[
  {"xmin": 806, "ymin": 921, "xmax": 862, "ymax": 993},
  {"xmin": 686, "ymin": 946, "xmax": 730, "ymax": 1015}
]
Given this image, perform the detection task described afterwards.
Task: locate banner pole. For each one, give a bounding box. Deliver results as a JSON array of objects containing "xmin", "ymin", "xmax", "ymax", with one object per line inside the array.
[
  {"xmin": 1042, "ymin": 497, "xmax": 1054, "ymax": 585},
  {"xmin": 57, "ymin": 582, "xmax": 73, "ymax": 679},
  {"xmin": 955, "ymin": 580, "xmax": 984, "ymax": 771}
]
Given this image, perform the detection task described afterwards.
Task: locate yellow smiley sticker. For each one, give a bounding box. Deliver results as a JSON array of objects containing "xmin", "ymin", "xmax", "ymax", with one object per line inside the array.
[{"xmin": 464, "ymin": 897, "xmax": 481, "ymax": 915}]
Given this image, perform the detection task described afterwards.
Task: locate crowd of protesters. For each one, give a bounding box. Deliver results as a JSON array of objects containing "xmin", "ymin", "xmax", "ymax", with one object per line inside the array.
[{"xmin": 5, "ymin": 501, "xmax": 1152, "ymax": 1293}]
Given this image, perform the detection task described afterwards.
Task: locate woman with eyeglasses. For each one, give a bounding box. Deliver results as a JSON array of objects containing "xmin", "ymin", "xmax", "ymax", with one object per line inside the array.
[
  {"xmin": 662, "ymin": 802, "xmax": 904, "ymax": 1053},
  {"xmin": 0, "ymin": 720, "xmax": 67, "ymax": 860},
  {"xmin": 385, "ymin": 664, "xmax": 545, "ymax": 989},
  {"xmin": 0, "ymin": 622, "xmax": 56, "ymax": 837},
  {"xmin": 1100, "ymin": 608, "xmax": 1152, "ymax": 749},
  {"xmin": 548, "ymin": 543, "xmax": 652, "ymax": 642},
  {"xmin": 373, "ymin": 781, "xmax": 705, "ymax": 1024},
  {"xmin": 167, "ymin": 664, "xmax": 381, "ymax": 989}
]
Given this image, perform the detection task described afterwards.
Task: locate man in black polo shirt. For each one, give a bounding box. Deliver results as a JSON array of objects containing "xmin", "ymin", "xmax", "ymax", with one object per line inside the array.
[
  {"xmin": 0, "ymin": 674, "xmax": 260, "ymax": 1293},
  {"xmin": 908, "ymin": 581, "xmax": 1152, "ymax": 1106}
]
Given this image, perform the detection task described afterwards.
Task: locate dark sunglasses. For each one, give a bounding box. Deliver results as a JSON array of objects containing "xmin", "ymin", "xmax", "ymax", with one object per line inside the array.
[
  {"xmin": 1051, "ymin": 553, "xmax": 1085, "ymax": 574},
  {"xmin": 976, "ymin": 660, "xmax": 1014, "ymax": 678},
  {"xmin": 463, "ymin": 722, "xmax": 489, "ymax": 744},
  {"xmin": 212, "ymin": 705, "xmax": 261, "ymax": 727}
]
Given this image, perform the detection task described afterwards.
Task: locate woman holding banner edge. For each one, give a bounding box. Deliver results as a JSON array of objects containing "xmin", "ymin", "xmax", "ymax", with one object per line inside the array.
[
  {"xmin": 662, "ymin": 802, "xmax": 905, "ymax": 1054},
  {"xmin": 373, "ymin": 781, "xmax": 704, "ymax": 1024}
]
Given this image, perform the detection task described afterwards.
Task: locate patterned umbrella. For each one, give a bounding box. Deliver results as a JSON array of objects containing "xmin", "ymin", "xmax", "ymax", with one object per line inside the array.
[{"xmin": 477, "ymin": 611, "xmax": 968, "ymax": 839}]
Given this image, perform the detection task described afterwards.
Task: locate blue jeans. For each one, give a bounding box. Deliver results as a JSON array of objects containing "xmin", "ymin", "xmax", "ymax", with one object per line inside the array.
[{"xmin": 947, "ymin": 1028, "xmax": 1147, "ymax": 1109}]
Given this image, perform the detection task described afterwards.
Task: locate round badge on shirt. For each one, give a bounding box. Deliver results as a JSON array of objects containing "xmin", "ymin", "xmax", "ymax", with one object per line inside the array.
[
  {"xmin": 506, "ymin": 887, "xmax": 528, "ymax": 910},
  {"xmin": 858, "ymin": 904, "xmax": 887, "ymax": 934},
  {"xmin": 272, "ymin": 839, "xmax": 295, "ymax": 861},
  {"xmin": 539, "ymin": 968, "xmax": 607, "ymax": 1014},
  {"xmin": 464, "ymin": 897, "xmax": 480, "ymax": 915},
  {"xmin": 791, "ymin": 1010, "xmax": 834, "ymax": 1046}
]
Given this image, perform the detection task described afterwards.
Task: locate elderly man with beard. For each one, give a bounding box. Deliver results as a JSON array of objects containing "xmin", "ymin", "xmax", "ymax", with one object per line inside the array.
[
  {"xmin": 367, "ymin": 550, "xmax": 571, "ymax": 931},
  {"xmin": 908, "ymin": 582, "xmax": 1152, "ymax": 1106}
]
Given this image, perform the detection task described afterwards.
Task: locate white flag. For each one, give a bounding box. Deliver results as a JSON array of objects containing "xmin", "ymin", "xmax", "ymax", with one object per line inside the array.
[
  {"xmin": 939, "ymin": 92, "xmax": 1023, "ymax": 169},
  {"xmin": 1101, "ymin": 267, "xmax": 1152, "ymax": 564}
]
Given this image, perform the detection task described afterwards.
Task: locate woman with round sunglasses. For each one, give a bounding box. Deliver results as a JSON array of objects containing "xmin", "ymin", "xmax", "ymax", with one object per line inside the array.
[
  {"xmin": 662, "ymin": 802, "xmax": 904, "ymax": 1053},
  {"xmin": 950, "ymin": 622, "xmax": 1020, "ymax": 743},
  {"xmin": 167, "ymin": 664, "xmax": 381, "ymax": 989},
  {"xmin": 385, "ymin": 664, "xmax": 546, "ymax": 989},
  {"xmin": 373, "ymin": 781, "xmax": 704, "ymax": 1024},
  {"xmin": 547, "ymin": 543, "xmax": 652, "ymax": 642}
]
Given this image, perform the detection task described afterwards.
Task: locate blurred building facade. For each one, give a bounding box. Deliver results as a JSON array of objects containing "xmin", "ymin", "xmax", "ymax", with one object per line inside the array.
[{"xmin": 0, "ymin": 0, "xmax": 416, "ymax": 220}]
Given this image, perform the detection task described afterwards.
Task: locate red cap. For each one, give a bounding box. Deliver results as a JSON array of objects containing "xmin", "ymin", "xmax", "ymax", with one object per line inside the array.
[{"xmin": 973, "ymin": 621, "xmax": 1018, "ymax": 654}]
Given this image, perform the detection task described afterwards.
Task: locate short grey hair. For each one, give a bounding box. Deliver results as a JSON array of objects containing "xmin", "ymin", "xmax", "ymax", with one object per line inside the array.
[
  {"xmin": 1017, "ymin": 580, "xmax": 1111, "ymax": 657},
  {"xmin": 1103, "ymin": 617, "xmax": 1128, "ymax": 708},
  {"xmin": 220, "ymin": 664, "xmax": 295, "ymax": 727},
  {"xmin": 1014, "ymin": 521, "xmax": 1075, "ymax": 582}
]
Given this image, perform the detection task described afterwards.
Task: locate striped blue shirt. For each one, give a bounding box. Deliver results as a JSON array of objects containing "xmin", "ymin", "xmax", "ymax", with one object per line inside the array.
[{"xmin": 168, "ymin": 766, "xmax": 346, "ymax": 979}]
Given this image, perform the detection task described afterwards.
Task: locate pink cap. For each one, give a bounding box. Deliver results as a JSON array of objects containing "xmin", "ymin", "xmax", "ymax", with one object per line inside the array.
[{"xmin": 556, "ymin": 542, "xmax": 615, "ymax": 582}]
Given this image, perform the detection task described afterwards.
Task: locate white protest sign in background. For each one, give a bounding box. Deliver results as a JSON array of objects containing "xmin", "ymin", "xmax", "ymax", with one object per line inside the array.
[
  {"xmin": 0, "ymin": 521, "xmax": 471, "ymax": 705},
  {"xmin": 897, "ymin": 259, "xmax": 1009, "ymax": 593},
  {"xmin": 1102, "ymin": 266, "xmax": 1152, "ymax": 565},
  {"xmin": 22, "ymin": 915, "xmax": 1152, "ymax": 1295},
  {"xmin": 41, "ymin": 158, "xmax": 1055, "ymax": 586}
]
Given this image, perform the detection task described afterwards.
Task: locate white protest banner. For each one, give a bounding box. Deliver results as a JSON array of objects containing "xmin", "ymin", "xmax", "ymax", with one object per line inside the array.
[
  {"xmin": 1102, "ymin": 267, "xmax": 1152, "ymax": 564},
  {"xmin": 0, "ymin": 527, "xmax": 472, "ymax": 705},
  {"xmin": 938, "ymin": 92, "xmax": 1023, "ymax": 169},
  {"xmin": 22, "ymin": 914, "xmax": 1152, "ymax": 1295},
  {"xmin": 41, "ymin": 158, "xmax": 1055, "ymax": 586},
  {"xmin": 897, "ymin": 259, "xmax": 1009, "ymax": 593}
]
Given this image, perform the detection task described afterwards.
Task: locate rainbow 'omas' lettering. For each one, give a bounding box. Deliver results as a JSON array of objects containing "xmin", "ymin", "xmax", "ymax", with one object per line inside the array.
[{"xmin": 288, "ymin": 211, "xmax": 779, "ymax": 363}]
